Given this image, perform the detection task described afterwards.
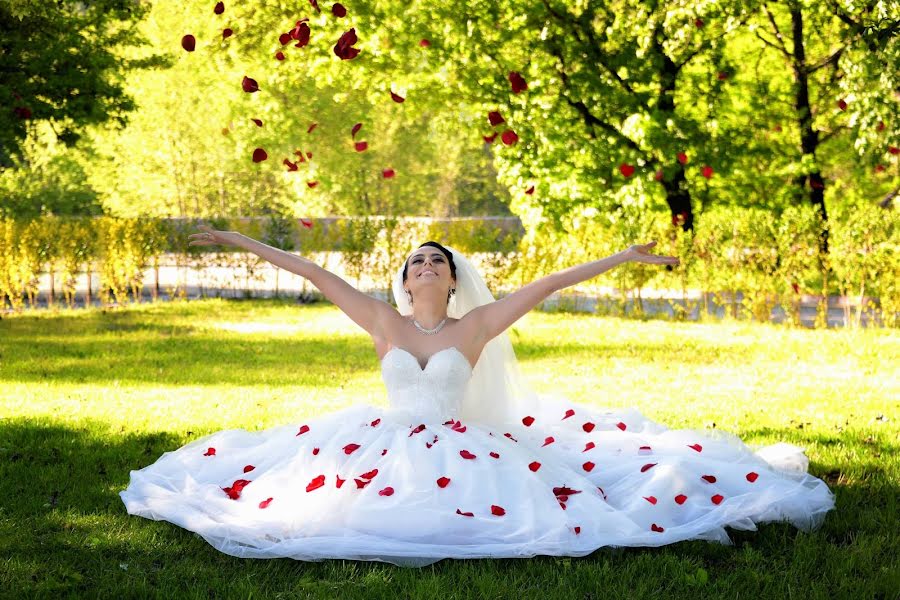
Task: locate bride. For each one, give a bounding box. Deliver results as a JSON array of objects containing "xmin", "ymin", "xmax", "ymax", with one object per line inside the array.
[{"xmin": 120, "ymin": 224, "xmax": 835, "ymax": 568}]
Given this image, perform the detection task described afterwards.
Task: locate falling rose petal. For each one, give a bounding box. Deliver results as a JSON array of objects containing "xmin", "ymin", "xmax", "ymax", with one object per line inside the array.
[
  {"xmin": 390, "ymin": 91, "xmax": 405, "ymax": 103},
  {"xmin": 437, "ymin": 477, "xmax": 451, "ymax": 488},
  {"xmin": 489, "ymin": 451, "xmax": 500, "ymax": 459},
  {"xmin": 746, "ymin": 472, "xmax": 759, "ymax": 482},
  {"xmin": 241, "ymin": 76, "xmax": 259, "ymax": 93},
  {"xmin": 528, "ymin": 461, "xmax": 541, "ymax": 472},
  {"xmin": 306, "ymin": 151, "xmax": 313, "ymax": 159},
  {"xmin": 491, "ymin": 505, "xmax": 506, "ymax": 516},
  {"xmin": 203, "ymin": 447, "xmax": 216, "ymax": 456},
  {"xmin": 837, "ymin": 99, "xmax": 847, "ymax": 111},
  {"xmin": 888, "ymin": 146, "xmax": 899, "ymax": 155},
  {"xmin": 181, "ymin": 34, "xmax": 196, "ymax": 52},
  {"xmin": 378, "ymin": 486, "xmax": 394, "ymax": 496},
  {"xmin": 582, "ymin": 461, "xmax": 595, "ymax": 472},
  {"xmin": 214, "ymin": 1, "xmax": 224, "ymax": 15},
  {"xmin": 675, "ymin": 494, "xmax": 688, "ymax": 505},
  {"xmin": 582, "ymin": 422, "xmax": 595, "ymax": 433},
  {"xmin": 562, "ymin": 409, "xmax": 575, "ymax": 420},
  {"xmin": 711, "ymin": 494, "xmax": 724, "ymax": 505},
  {"xmin": 300, "ymin": 218, "xmax": 313, "ymax": 228},
  {"xmin": 13, "ymin": 106, "xmax": 32, "ymax": 119},
  {"xmin": 360, "ymin": 468, "xmax": 378, "ymax": 479},
  {"xmin": 456, "ymin": 508, "xmax": 474, "ymax": 517},
  {"xmin": 243, "ymin": 465, "xmax": 255, "ymax": 473},
  {"xmin": 677, "ymin": 152, "xmax": 688, "ymax": 165},
  {"xmin": 644, "ymin": 496, "xmax": 657, "ymax": 505},
  {"xmin": 522, "ymin": 416, "xmax": 535, "ymax": 427},
  {"xmin": 370, "ymin": 417, "xmax": 380, "ymax": 426},
  {"xmin": 651, "ymin": 523, "xmax": 665, "ymax": 533},
  {"xmin": 654, "ymin": 169, "xmax": 664, "ymax": 181},
  {"xmin": 309, "ymin": 0, "xmax": 321, "ymax": 13},
  {"xmin": 283, "ymin": 159, "xmax": 299, "ymax": 172},
  {"xmin": 279, "ymin": 33, "xmax": 291, "ymax": 45},
  {"xmin": 251, "ymin": 118, "xmax": 263, "ymax": 127},
  {"xmin": 619, "ymin": 163, "xmax": 635, "ymax": 178},
  {"xmin": 296, "ymin": 424, "xmax": 310, "ymax": 436},
  {"xmin": 717, "ymin": 71, "xmax": 728, "ymax": 80},
  {"xmin": 334, "ymin": 28, "xmax": 360, "ymax": 60},
  {"xmin": 306, "ymin": 474, "xmax": 326, "ymax": 492},
  {"xmin": 875, "ymin": 164, "xmax": 886, "ymax": 173},
  {"xmin": 293, "ymin": 22, "xmax": 311, "ymax": 48},
  {"xmin": 483, "ymin": 132, "xmax": 498, "ymax": 144},
  {"xmin": 694, "ymin": 18, "xmax": 704, "ymax": 27},
  {"xmin": 307, "ymin": 122, "xmax": 318, "ymax": 133},
  {"xmin": 336, "ymin": 475, "xmax": 345, "ymax": 488},
  {"xmin": 459, "ymin": 450, "xmax": 477, "ymax": 459},
  {"xmin": 525, "ymin": 185, "xmax": 535, "ymax": 195},
  {"xmin": 688, "ymin": 444, "xmax": 702, "ymax": 453},
  {"xmin": 641, "ymin": 463, "xmax": 657, "ymax": 473},
  {"xmin": 542, "ymin": 436, "xmax": 555, "ymax": 447},
  {"xmin": 275, "ymin": 51, "xmax": 285, "ymax": 61},
  {"xmin": 501, "ymin": 130, "xmax": 519, "ymax": 146},
  {"xmin": 351, "ymin": 122, "xmax": 362, "ymax": 138},
  {"xmin": 307, "ymin": 181, "xmax": 318, "ymax": 188},
  {"xmin": 583, "ymin": 441, "xmax": 595, "ymax": 452},
  {"xmin": 259, "ymin": 497, "xmax": 273, "ymax": 509},
  {"xmin": 508, "ymin": 71, "xmax": 528, "ymax": 93},
  {"xmin": 312, "ymin": 447, "xmax": 319, "ymax": 455},
  {"xmin": 419, "ymin": 38, "xmax": 431, "ymax": 47},
  {"xmin": 252, "ymin": 148, "xmax": 268, "ymax": 163},
  {"xmin": 332, "ymin": 2, "xmax": 347, "ymax": 17},
  {"xmin": 616, "ymin": 422, "xmax": 627, "ymax": 431},
  {"xmin": 343, "ymin": 443, "xmax": 360, "ymax": 454},
  {"xmin": 488, "ymin": 111, "xmax": 505, "ymax": 126},
  {"xmin": 222, "ymin": 28, "xmax": 233, "ymax": 40},
  {"xmin": 701, "ymin": 165, "xmax": 714, "ymax": 178},
  {"xmin": 876, "ymin": 121, "xmax": 885, "ymax": 131},
  {"xmin": 382, "ymin": 168, "xmax": 395, "ymax": 178},
  {"xmin": 701, "ymin": 475, "xmax": 717, "ymax": 483}
]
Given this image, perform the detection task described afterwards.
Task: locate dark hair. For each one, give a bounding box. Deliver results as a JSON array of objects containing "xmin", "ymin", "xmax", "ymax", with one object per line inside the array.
[{"xmin": 402, "ymin": 241, "xmax": 457, "ymax": 284}]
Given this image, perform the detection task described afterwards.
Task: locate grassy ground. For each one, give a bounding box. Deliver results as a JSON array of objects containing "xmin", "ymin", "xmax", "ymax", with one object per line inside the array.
[{"xmin": 0, "ymin": 298, "xmax": 897, "ymax": 599}]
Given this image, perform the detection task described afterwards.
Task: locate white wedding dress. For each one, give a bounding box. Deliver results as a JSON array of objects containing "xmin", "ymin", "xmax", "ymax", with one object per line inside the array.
[{"xmin": 120, "ymin": 345, "xmax": 835, "ymax": 567}]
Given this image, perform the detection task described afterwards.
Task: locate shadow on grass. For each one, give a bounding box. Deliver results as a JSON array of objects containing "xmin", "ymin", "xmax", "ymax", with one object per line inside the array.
[{"xmin": 1, "ymin": 418, "xmax": 897, "ymax": 597}]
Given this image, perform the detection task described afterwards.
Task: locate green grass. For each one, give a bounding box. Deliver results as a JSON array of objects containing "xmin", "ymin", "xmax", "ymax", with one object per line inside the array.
[{"xmin": 1, "ymin": 298, "xmax": 897, "ymax": 599}]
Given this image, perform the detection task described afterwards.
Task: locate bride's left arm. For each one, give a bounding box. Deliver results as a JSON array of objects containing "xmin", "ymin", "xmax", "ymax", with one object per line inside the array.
[{"xmin": 470, "ymin": 242, "xmax": 678, "ymax": 341}]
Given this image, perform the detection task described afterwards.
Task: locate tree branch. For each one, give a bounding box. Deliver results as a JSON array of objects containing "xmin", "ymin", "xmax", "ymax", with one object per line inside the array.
[
  {"xmin": 762, "ymin": 3, "xmax": 792, "ymax": 57},
  {"xmin": 808, "ymin": 46, "xmax": 845, "ymax": 73}
]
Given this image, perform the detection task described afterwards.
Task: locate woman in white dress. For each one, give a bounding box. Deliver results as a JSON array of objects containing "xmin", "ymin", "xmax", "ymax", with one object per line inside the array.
[{"xmin": 119, "ymin": 225, "xmax": 835, "ymax": 568}]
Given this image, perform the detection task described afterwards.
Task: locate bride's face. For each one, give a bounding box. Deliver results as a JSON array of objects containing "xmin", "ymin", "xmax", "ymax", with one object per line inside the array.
[{"xmin": 404, "ymin": 249, "xmax": 454, "ymax": 297}]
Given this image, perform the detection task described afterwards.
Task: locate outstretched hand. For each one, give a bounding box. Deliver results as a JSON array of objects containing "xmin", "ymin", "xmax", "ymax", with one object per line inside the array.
[
  {"xmin": 625, "ymin": 241, "xmax": 680, "ymax": 266},
  {"xmin": 188, "ymin": 224, "xmax": 236, "ymax": 247}
]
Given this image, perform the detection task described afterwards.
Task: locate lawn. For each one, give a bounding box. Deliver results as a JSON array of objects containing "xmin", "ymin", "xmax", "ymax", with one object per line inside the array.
[{"xmin": 1, "ymin": 298, "xmax": 897, "ymax": 599}]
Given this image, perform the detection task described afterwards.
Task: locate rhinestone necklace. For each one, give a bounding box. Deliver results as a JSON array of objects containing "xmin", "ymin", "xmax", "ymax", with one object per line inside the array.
[{"xmin": 412, "ymin": 317, "xmax": 447, "ymax": 335}]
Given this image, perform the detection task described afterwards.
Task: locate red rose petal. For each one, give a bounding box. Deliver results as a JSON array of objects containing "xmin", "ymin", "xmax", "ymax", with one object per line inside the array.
[
  {"xmin": 701, "ymin": 165, "xmax": 714, "ymax": 178},
  {"xmin": 655, "ymin": 169, "xmax": 664, "ymax": 181},
  {"xmin": 251, "ymin": 118, "xmax": 263, "ymax": 127},
  {"xmin": 378, "ymin": 486, "xmax": 394, "ymax": 496},
  {"xmin": 574, "ymin": 526, "xmax": 581, "ymax": 534},
  {"xmin": 837, "ymin": 99, "xmax": 847, "ymax": 111},
  {"xmin": 181, "ymin": 35, "xmax": 196, "ymax": 52},
  {"xmin": 354, "ymin": 141, "xmax": 368, "ymax": 152},
  {"xmin": 677, "ymin": 152, "xmax": 688, "ymax": 165},
  {"xmin": 491, "ymin": 504, "xmax": 506, "ymax": 516},
  {"xmin": 214, "ymin": 2, "xmax": 224, "ymax": 15},
  {"xmin": 306, "ymin": 474, "xmax": 326, "ymax": 492},
  {"xmin": 876, "ymin": 121, "xmax": 885, "ymax": 131},
  {"xmin": 489, "ymin": 451, "xmax": 500, "ymax": 459},
  {"xmin": 390, "ymin": 91, "xmax": 405, "ymax": 103},
  {"xmin": 283, "ymin": 158, "xmax": 298, "ymax": 171},
  {"xmin": 563, "ymin": 409, "xmax": 575, "ymax": 420},
  {"xmin": 309, "ymin": 0, "xmax": 321, "ymax": 13},
  {"xmin": 354, "ymin": 478, "xmax": 370, "ymax": 489},
  {"xmin": 334, "ymin": 28, "xmax": 360, "ymax": 60},
  {"xmin": 409, "ymin": 423, "xmax": 426, "ymax": 437},
  {"xmin": 522, "ymin": 416, "xmax": 535, "ymax": 427},
  {"xmin": 382, "ymin": 168, "xmax": 395, "ymax": 178},
  {"xmin": 307, "ymin": 181, "xmax": 318, "ymax": 188},
  {"xmin": 437, "ymin": 476, "xmax": 451, "ymax": 488},
  {"xmin": 279, "ymin": 33, "xmax": 292, "ymax": 46},
  {"xmin": 259, "ymin": 497, "xmax": 273, "ymax": 509},
  {"xmin": 343, "ymin": 443, "xmax": 360, "ymax": 455},
  {"xmin": 243, "ymin": 465, "xmax": 255, "ymax": 473},
  {"xmin": 582, "ymin": 461, "xmax": 595, "ymax": 472},
  {"xmin": 275, "ymin": 51, "xmax": 285, "ymax": 61},
  {"xmin": 456, "ymin": 508, "xmax": 474, "ymax": 517},
  {"xmin": 508, "ymin": 71, "xmax": 528, "ymax": 93},
  {"xmin": 583, "ymin": 441, "xmax": 595, "ymax": 452},
  {"xmin": 459, "ymin": 450, "xmax": 477, "ymax": 459},
  {"xmin": 203, "ymin": 447, "xmax": 216, "ymax": 456},
  {"xmin": 241, "ymin": 76, "xmax": 259, "ymax": 93},
  {"xmin": 619, "ymin": 163, "xmax": 635, "ymax": 178},
  {"xmin": 251, "ymin": 148, "xmax": 267, "ymax": 163},
  {"xmin": 639, "ymin": 445, "xmax": 652, "ymax": 454},
  {"xmin": 296, "ymin": 424, "xmax": 310, "ymax": 436},
  {"xmin": 528, "ymin": 461, "xmax": 541, "ymax": 472},
  {"xmin": 582, "ymin": 422, "xmax": 595, "ymax": 433},
  {"xmin": 888, "ymin": 146, "xmax": 899, "ymax": 155},
  {"xmin": 419, "ymin": 39, "xmax": 431, "ymax": 47},
  {"xmin": 306, "ymin": 151, "xmax": 312, "ymax": 159},
  {"xmin": 300, "ymin": 218, "xmax": 313, "ymax": 228},
  {"xmin": 222, "ymin": 28, "xmax": 233, "ymax": 40},
  {"xmin": 488, "ymin": 111, "xmax": 504, "ymax": 126},
  {"xmin": 644, "ymin": 496, "xmax": 657, "ymax": 505},
  {"xmin": 524, "ymin": 185, "xmax": 535, "ymax": 195},
  {"xmin": 370, "ymin": 417, "xmax": 381, "ymax": 426},
  {"xmin": 542, "ymin": 436, "xmax": 554, "ymax": 447},
  {"xmin": 312, "ymin": 447, "xmax": 319, "ymax": 455},
  {"xmin": 717, "ymin": 71, "xmax": 728, "ymax": 80},
  {"xmin": 675, "ymin": 494, "xmax": 688, "ymax": 505},
  {"xmin": 746, "ymin": 472, "xmax": 759, "ymax": 482},
  {"xmin": 360, "ymin": 468, "xmax": 378, "ymax": 479},
  {"xmin": 500, "ymin": 130, "xmax": 518, "ymax": 145},
  {"xmin": 641, "ymin": 463, "xmax": 657, "ymax": 473},
  {"xmin": 651, "ymin": 523, "xmax": 665, "ymax": 532},
  {"xmin": 688, "ymin": 443, "xmax": 702, "ymax": 452},
  {"xmin": 293, "ymin": 22, "xmax": 311, "ymax": 48},
  {"xmin": 695, "ymin": 18, "xmax": 704, "ymax": 27},
  {"xmin": 711, "ymin": 494, "xmax": 724, "ymax": 505},
  {"xmin": 331, "ymin": 2, "xmax": 347, "ymax": 17},
  {"xmin": 336, "ymin": 475, "xmax": 345, "ymax": 488},
  {"xmin": 616, "ymin": 422, "xmax": 627, "ymax": 431},
  {"xmin": 504, "ymin": 432, "xmax": 518, "ymax": 442},
  {"xmin": 701, "ymin": 475, "xmax": 717, "ymax": 483},
  {"xmin": 483, "ymin": 132, "xmax": 498, "ymax": 143},
  {"xmin": 351, "ymin": 123, "xmax": 362, "ymax": 138},
  {"xmin": 381, "ymin": 448, "xmax": 388, "ymax": 456},
  {"xmin": 307, "ymin": 122, "xmax": 318, "ymax": 133}
]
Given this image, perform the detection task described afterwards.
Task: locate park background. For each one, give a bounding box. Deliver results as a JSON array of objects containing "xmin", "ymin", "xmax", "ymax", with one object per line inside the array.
[{"xmin": 1, "ymin": 0, "xmax": 899, "ymax": 598}]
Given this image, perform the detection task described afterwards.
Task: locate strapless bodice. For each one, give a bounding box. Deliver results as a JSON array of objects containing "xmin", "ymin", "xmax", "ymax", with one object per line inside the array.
[{"xmin": 380, "ymin": 346, "xmax": 473, "ymax": 422}]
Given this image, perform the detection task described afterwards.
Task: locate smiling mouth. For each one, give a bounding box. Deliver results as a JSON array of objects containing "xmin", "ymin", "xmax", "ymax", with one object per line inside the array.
[{"xmin": 418, "ymin": 271, "xmax": 437, "ymax": 278}]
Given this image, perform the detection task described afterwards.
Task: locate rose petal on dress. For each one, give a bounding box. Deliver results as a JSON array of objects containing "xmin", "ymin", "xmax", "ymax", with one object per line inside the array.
[
  {"xmin": 488, "ymin": 111, "xmax": 504, "ymax": 126},
  {"xmin": 437, "ymin": 477, "xmax": 451, "ymax": 488},
  {"xmin": 370, "ymin": 417, "xmax": 381, "ymax": 426},
  {"xmin": 252, "ymin": 148, "xmax": 268, "ymax": 163},
  {"xmin": 644, "ymin": 496, "xmax": 657, "ymax": 505},
  {"xmin": 639, "ymin": 445, "xmax": 652, "ymax": 454},
  {"xmin": 381, "ymin": 448, "xmax": 388, "ymax": 456},
  {"xmin": 651, "ymin": 523, "xmax": 665, "ymax": 533},
  {"xmin": 312, "ymin": 447, "xmax": 319, "ymax": 455},
  {"xmin": 553, "ymin": 486, "xmax": 581, "ymax": 497},
  {"xmin": 542, "ymin": 436, "xmax": 554, "ymax": 447},
  {"xmin": 508, "ymin": 71, "xmax": 528, "ymax": 93},
  {"xmin": 354, "ymin": 141, "xmax": 368, "ymax": 152},
  {"xmin": 354, "ymin": 478, "xmax": 370, "ymax": 489},
  {"xmin": 582, "ymin": 422, "xmax": 595, "ymax": 433},
  {"xmin": 390, "ymin": 91, "xmax": 405, "ymax": 103},
  {"xmin": 242, "ymin": 76, "xmax": 259, "ymax": 93},
  {"xmin": 379, "ymin": 486, "xmax": 394, "ymax": 496},
  {"xmin": 583, "ymin": 442, "xmax": 595, "ymax": 452},
  {"xmin": 203, "ymin": 447, "xmax": 216, "ymax": 456},
  {"xmin": 259, "ymin": 497, "xmax": 273, "ymax": 509},
  {"xmin": 641, "ymin": 463, "xmax": 657, "ymax": 473},
  {"xmin": 528, "ymin": 461, "xmax": 541, "ymax": 472},
  {"xmin": 222, "ymin": 478, "xmax": 251, "ymax": 500},
  {"xmin": 181, "ymin": 35, "xmax": 196, "ymax": 52},
  {"xmin": 456, "ymin": 508, "xmax": 474, "ymax": 517},
  {"xmin": 409, "ymin": 424, "xmax": 426, "ymax": 437},
  {"xmin": 746, "ymin": 472, "xmax": 759, "ymax": 482},
  {"xmin": 360, "ymin": 468, "xmax": 378, "ymax": 479},
  {"xmin": 500, "ymin": 130, "xmax": 518, "ymax": 146},
  {"xmin": 688, "ymin": 444, "xmax": 702, "ymax": 453},
  {"xmin": 296, "ymin": 424, "xmax": 310, "ymax": 436},
  {"xmin": 343, "ymin": 443, "xmax": 361, "ymax": 455},
  {"xmin": 582, "ymin": 461, "xmax": 595, "ymax": 472},
  {"xmin": 574, "ymin": 526, "xmax": 581, "ymax": 534},
  {"xmin": 616, "ymin": 422, "xmax": 627, "ymax": 431},
  {"xmin": 562, "ymin": 409, "xmax": 575, "ymax": 419},
  {"xmin": 504, "ymin": 432, "xmax": 518, "ymax": 442},
  {"xmin": 336, "ymin": 475, "xmax": 345, "ymax": 488},
  {"xmin": 491, "ymin": 505, "xmax": 506, "ymax": 516},
  {"xmin": 459, "ymin": 450, "xmax": 477, "ymax": 460},
  {"xmin": 701, "ymin": 474, "xmax": 717, "ymax": 483},
  {"xmin": 331, "ymin": 2, "xmax": 347, "ymax": 17},
  {"xmin": 522, "ymin": 416, "xmax": 535, "ymax": 427},
  {"xmin": 675, "ymin": 494, "xmax": 688, "ymax": 505},
  {"xmin": 243, "ymin": 465, "xmax": 255, "ymax": 473},
  {"xmin": 214, "ymin": 2, "xmax": 224, "ymax": 15},
  {"xmin": 306, "ymin": 474, "xmax": 326, "ymax": 492},
  {"xmin": 489, "ymin": 451, "xmax": 500, "ymax": 459},
  {"xmin": 711, "ymin": 494, "xmax": 724, "ymax": 505}
]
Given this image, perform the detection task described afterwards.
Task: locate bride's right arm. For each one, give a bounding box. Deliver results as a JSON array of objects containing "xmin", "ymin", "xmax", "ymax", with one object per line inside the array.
[{"xmin": 191, "ymin": 226, "xmax": 396, "ymax": 339}]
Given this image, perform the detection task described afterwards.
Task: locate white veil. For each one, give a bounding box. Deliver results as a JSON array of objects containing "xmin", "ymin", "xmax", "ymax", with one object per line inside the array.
[{"xmin": 391, "ymin": 245, "xmax": 541, "ymax": 427}]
